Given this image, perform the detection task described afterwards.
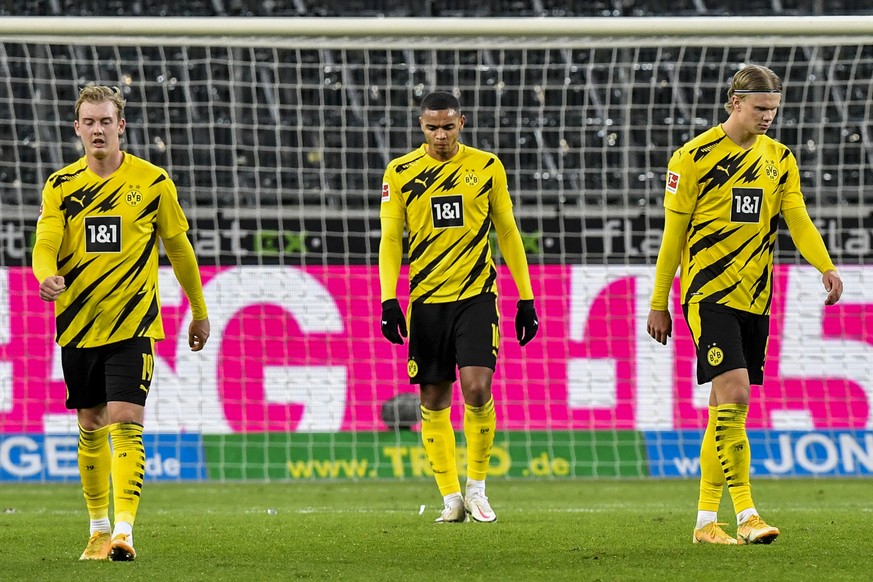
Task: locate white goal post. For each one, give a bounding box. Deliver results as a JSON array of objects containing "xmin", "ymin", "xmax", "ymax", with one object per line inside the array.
[{"xmin": 1, "ymin": 16, "xmax": 872, "ymax": 483}]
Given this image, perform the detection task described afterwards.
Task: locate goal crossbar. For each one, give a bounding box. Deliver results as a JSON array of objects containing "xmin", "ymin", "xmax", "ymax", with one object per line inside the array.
[{"xmin": 1, "ymin": 16, "xmax": 873, "ymax": 49}]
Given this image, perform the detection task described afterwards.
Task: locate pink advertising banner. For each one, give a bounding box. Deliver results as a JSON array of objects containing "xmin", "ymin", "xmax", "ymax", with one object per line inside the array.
[{"xmin": 1, "ymin": 265, "xmax": 870, "ymax": 433}]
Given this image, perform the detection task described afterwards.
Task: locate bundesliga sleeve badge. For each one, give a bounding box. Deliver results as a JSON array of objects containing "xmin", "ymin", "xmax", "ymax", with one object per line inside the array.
[{"xmin": 666, "ymin": 171, "xmax": 680, "ymax": 194}]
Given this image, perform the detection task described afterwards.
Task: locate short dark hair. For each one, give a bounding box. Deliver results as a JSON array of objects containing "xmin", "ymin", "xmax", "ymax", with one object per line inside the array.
[{"xmin": 420, "ymin": 91, "xmax": 460, "ymax": 113}]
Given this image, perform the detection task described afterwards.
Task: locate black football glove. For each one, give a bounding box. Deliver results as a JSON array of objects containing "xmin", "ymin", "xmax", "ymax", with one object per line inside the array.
[
  {"xmin": 380, "ymin": 299, "xmax": 408, "ymax": 345},
  {"xmin": 515, "ymin": 299, "xmax": 539, "ymax": 347}
]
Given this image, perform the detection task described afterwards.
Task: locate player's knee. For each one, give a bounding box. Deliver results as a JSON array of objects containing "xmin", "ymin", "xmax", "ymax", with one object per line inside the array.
[
  {"xmin": 461, "ymin": 384, "xmax": 492, "ymax": 407},
  {"xmin": 712, "ymin": 370, "xmax": 751, "ymax": 405}
]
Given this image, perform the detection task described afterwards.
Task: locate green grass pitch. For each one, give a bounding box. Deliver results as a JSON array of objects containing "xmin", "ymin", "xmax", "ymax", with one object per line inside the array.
[{"xmin": 2, "ymin": 478, "xmax": 870, "ymax": 581}]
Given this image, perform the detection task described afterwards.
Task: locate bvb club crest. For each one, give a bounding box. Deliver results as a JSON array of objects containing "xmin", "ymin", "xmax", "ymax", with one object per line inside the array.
[
  {"xmin": 764, "ymin": 161, "xmax": 778, "ymax": 182},
  {"xmin": 125, "ymin": 189, "xmax": 143, "ymax": 207},
  {"xmin": 407, "ymin": 359, "xmax": 419, "ymax": 378},
  {"xmin": 707, "ymin": 345, "xmax": 724, "ymax": 366},
  {"xmin": 464, "ymin": 169, "xmax": 479, "ymax": 187}
]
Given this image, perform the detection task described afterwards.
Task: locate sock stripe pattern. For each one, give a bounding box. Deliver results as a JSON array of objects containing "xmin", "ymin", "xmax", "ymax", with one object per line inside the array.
[
  {"xmin": 77, "ymin": 424, "xmax": 112, "ymax": 520},
  {"xmin": 714, "ymin": 406, "xmax": 749, "ymax": 487},
  {"xmin": 715, "ymin": 404, "xmax": 754, "ymax": 514},
  {"xmin": 697, "ymin": 405, "xmax": 724, "ymax": 513},
  {"xmin": 110, "ymin": 422, "xmax": 146, "ymax": 525}
]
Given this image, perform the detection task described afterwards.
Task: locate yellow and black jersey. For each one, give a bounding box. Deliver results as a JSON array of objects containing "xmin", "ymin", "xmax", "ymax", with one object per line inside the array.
[
  {"xmin": 36, "ymin": 153, "xmax": 189, "ymax": 347},
  {"xmin": 380, "ymin": 143, "xmax": 513, "ymax": 304},
  {"xmin": 665, "ymin": 124, "xmax": 807, "ymax": 315}
]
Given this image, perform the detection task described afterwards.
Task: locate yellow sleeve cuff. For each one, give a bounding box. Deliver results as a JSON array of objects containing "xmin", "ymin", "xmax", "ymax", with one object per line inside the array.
[
  {"xmin": 162, "ymin": 233, "xmax": 208, "ymax": 320},
  {"xmin": 32, "ymin": 229, "xmax": 63, "ymax": 282},
  {"xmin": 378, "ymin": 216, "xmax": 405, "ymax": 302},
  {"xmin": 650, "ymin": 209, "xmax": 690, "ymax": 310},
  {"xmin": 492, "ymin": 209, "xmax": 534, "ymax": 300},
  {"xmin": 784, "ymin": 207, "xmax": 836, "ymax": 274}
]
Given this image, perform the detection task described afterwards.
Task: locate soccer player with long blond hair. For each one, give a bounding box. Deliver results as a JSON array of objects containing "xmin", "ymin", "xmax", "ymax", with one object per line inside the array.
[{"xmin": 648, "ymin": 65, "xmax": 843, "ymax": 545}]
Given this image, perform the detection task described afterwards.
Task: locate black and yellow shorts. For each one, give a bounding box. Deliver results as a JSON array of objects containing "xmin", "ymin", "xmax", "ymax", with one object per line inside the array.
[
  {"xmin": 61, "ymin": 337, "xmax": 155, "ymax": 409},
  {"xmin": 407, "ymin": 293, "xmax": 500, "ymax": 385},
  {"xmin": 682, "ymin": 302, "xmax": 769, "ymax": 385}
]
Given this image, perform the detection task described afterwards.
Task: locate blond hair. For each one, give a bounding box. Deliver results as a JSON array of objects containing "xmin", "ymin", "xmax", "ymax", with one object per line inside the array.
[
  {"xmin": 75, "ymin": 85, "xmax": 126, "ymax": 120},
  {"xmin": 724, "ymin": 65, "xmax": 782, "ymax": 114}
]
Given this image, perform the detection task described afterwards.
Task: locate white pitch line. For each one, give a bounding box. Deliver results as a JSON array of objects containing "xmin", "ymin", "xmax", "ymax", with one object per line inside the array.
[{"xmin": 14, "ymin": 503, "xmax": 873, "ymax": 517}]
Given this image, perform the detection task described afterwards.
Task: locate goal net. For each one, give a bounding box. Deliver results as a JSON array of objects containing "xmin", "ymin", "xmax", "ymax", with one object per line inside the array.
[{"xmin": 1, "ymin": 16, "xmax": 872, "ymax": 482}]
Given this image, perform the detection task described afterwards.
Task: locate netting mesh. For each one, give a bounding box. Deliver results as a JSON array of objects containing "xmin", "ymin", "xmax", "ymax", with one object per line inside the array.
[
  {"xmin": 1, "ymin": 24, "xmax": 872, "ymax": 481},
  {"xmin": 3, "ymin": 41, "xmax": 871, "ymax": 214}
]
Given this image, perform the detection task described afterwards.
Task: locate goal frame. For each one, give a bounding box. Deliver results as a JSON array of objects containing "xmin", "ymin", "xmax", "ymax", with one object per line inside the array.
[
  {"xmin": 1, "ymin": 15, "xmax": 873, "ymax": 48},
  {"xmin": 1, "ymin": 15, "xmax": 871, "ymax": 483}
]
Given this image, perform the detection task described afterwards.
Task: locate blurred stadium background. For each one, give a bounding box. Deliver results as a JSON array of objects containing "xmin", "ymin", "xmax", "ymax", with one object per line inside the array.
[{"xmin": 0, "ymin": 1, "xmax": 872, "ymax": 485}]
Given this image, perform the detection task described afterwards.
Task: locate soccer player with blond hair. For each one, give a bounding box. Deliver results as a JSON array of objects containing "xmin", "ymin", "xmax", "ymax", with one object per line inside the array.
[
  {"xmin": 33, "ymin": 85, "xmax": 210, "ymax": 561},
  {"xmin": 648, "ymin": 64, "xmax": 843, "ymax": 545}
]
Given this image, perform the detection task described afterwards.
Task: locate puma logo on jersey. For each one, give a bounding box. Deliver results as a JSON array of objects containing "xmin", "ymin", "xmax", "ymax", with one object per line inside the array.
[
  {"xmin": 716, "ymin": 165, "xmax": 731, "ymax": 176},
  {"xmin": 69, "ymin": 195, "xmax": 85, "ymax": 206},
  {"xmin": 414, "ymin": 178, "xmax": 428, "ymax": 187}
]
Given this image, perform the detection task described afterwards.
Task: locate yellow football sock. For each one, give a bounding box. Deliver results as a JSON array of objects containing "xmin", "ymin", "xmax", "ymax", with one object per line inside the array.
[
  {"xmin": 716, "ymin": 404, "xmax": 754, "ymax": 514},
  {"xmin": 110, "ymin": 422, "xmax": 146, "ymax": 526},
  {"xmin": 697, "ymin": 406, "xmax": 725, "ymax": 512},
  {"xmin": 78, "ymin": 424, "xmax": 111, "ymax": 521},
  {"xmin": 463, "ymin": 397, "xmax": 496, "ymax": 482},
  {"xmin": 420, "ymin": 406, "xmax": 460, "ymax": 496}
]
